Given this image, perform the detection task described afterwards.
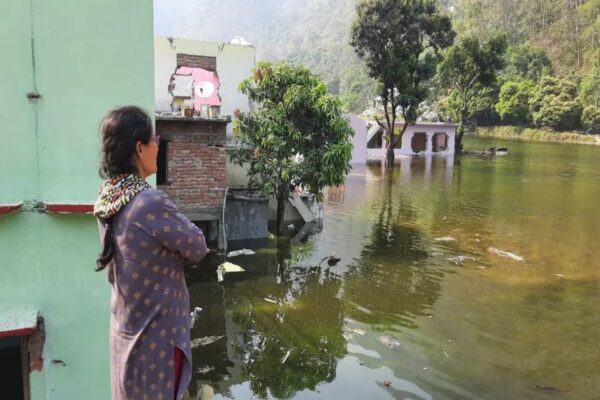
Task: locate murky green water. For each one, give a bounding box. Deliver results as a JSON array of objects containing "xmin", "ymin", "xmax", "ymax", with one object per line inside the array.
[{"xmin": 187, "ymin": 136, "xmax": 600, "ymax": 399}]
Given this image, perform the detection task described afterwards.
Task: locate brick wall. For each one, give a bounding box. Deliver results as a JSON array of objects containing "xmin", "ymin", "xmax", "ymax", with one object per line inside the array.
[
  {"xmin": 176, "ymin": 53, "xmax": 216, "ymax": 71},
  {"xmin": 156, "ymin": 118, "xmax": 227, "ymax": 212}
]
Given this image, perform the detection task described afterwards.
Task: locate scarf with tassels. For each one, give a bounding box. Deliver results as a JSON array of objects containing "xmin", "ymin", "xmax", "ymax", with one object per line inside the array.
[{"xmin": 93, "ymin": 174, "xmax": 150, "ymax": 219}]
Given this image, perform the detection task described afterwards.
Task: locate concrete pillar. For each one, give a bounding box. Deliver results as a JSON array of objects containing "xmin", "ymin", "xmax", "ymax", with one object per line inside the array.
[{"xmin": 425, "ymin": 131, "xmax": 433, "ymax": 154}]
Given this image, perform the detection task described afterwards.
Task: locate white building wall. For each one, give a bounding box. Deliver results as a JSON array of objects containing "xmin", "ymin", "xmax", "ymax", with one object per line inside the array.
[{"xmin": 154, "ymin": 37, "xmax": 256, "ymax": 135}]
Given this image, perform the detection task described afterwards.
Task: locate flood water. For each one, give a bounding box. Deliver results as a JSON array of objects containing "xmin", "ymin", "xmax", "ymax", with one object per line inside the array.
[{"xmin": 187, "ymin": 136, "xmax": 600, "ymax": 399}]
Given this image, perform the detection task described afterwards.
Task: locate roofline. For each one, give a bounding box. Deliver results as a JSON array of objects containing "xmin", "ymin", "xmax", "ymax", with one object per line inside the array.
[
  {"xmin": 155, "ymin": 36, "xmax": 256, "ymax": 49},
  {"xmin": 359, "ymin": 118, "xmax": 459, "ymax": 128}
]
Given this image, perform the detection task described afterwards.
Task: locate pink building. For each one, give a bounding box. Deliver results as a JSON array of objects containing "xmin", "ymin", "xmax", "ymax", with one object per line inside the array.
[{"xmin": 348, "ymin": 115, "xmax": 458, "ymax": 163}]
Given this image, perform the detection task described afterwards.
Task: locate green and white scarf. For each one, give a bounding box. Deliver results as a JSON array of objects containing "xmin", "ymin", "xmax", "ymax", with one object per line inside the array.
[{"xmin": 93, "ymin": 174, "xmax": 150, "ymax": 219}]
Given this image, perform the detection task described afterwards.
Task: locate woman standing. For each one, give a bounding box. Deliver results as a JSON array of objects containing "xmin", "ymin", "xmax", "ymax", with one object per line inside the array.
[{"xmin": 94, "ymin": 106, "xmax": 207, "ymax": 400}]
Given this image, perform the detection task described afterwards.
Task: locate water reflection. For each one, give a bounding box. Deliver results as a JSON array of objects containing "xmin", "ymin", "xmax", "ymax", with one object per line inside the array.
[
  {"xmin": 186, "ymin": 139, "xmax": 600, "ymax": 399},
  {"xmin": 344, "ymin": 171, "xmax": 443, "ymax": 330}
]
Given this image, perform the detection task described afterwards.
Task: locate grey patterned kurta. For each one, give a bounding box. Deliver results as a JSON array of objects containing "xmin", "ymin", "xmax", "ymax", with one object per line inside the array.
[{"xmin": 98, "ymin": 188, "xmax": 207, "ymax": 400}]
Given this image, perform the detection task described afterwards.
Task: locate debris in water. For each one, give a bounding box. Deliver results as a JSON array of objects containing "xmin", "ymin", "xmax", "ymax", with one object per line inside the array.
[
  {"xmin": 196, "ymin": 365, "xmax": 215, "ymax": 374},
  {"xmin": 383, "ymin": 380, "xmax": 392, "ymax": 387},
  {"xmin": 434, "ymin": 236, "xmax": 457, "ymax": 242},
  {"xmin": 217, "ymin": 262, "xmax": 246, "ymax": 283},
  {"xmin": 199, "ymin": 383, "xmax": 215, "ymax": 400},
  {"xmin": 378, "ymin": 335, "xmax": 401, "ymax": 349},
  {"xmin": 287, "ymin": 223, "xmax": 295, "ymax": 230},
  {"xmin": 227, "ymin": 249, "xmax": 256, "ymax": 258},
  {"xmin": 191, "ymin": 335, "xmax": 224, "ymax": 348},
  {"xmin": 281, "ymin": 350, "xmax": 291, "ymax": 364},
  {"xmin": 422, "ymin": 367, "xmax": 428, "ymax": 371},
  {"xmin": 327, "ymin": 256, "xmax": 341, "ymax": 266},
  {"xmin": 264, "ymin": 297, "xmax": 278, "ymax": 304},
  {"xmin": 447, "ymin": 255, "xmax": 477, "ymax": 265},
  {"xmin": 534, "ymin": 385, "xmax": 570, "ymax": 393},
  {"xmin": 349, "ymin": 328, "xmax": 366, "ymax": 336},
  {"xmin": 190, "ymin": 307, "xmax": 203, "ymax": 328},
  {"xmin": 488, "ymin": 247, "xmax": 524, "ymax": 262},
  {"xmin": 553, "ymin": 273, "xmax": 565, "ymax": 278}
]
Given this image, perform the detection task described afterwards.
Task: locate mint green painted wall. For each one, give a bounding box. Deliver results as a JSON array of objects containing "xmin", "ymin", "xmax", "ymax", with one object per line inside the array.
[
  {"xmin": 0, "ymin": 1, "xmax": 154, "ymax": 399},
  {"xmin": 1, "ymin": 3, "xmax": 38, "ymax": 202}
]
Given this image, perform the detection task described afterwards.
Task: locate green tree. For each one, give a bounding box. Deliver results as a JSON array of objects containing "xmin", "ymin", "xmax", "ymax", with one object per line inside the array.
[
  {"xmin": 501, "ymin": 45, "xmax": 553, "ymax": 83},
  {"xmin": 496, "ymin": 80, "xmax": 535, "ymax": 125},
  {"xmin": 530, "ymin": 74, "xmax": 583, "ymax": 131},
  {"xmin": 231, "ymin": 62, "xmax": 353, "ymax": 233},
  {"xmin": 580, "ymin": 57, "xmax": 600, "ymax": 107},
  {"xmin": 437, "ymin": 33, "xmax": 508, "ymax": 151},
  {"xmin": 350, "ymin": 0, "xmax": 454, "ymax": 165},
  {"xmin": 582, "ymin": 105, "xmax": 600, "ymax": 133}
]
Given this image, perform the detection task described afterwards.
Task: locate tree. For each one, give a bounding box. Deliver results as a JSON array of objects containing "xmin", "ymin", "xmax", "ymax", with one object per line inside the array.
[
  {"xmin": 501, "ymin": 45, "xmax": 553, "ymax": 83},
  {"xmin": 496, "ymin": 80, "xmax": 535, "ymax": 125},
  {"xmin": 231, "ymin": 62, "xmax": 353, "ymax": 233},
  {"xmin": 437, "ymin": 33, "xmax": 508, "ymax": 152},
  {"xmin": 580, "ymin": 57, "xmax": 600, "ymax": 107},
  {"xmin": 582, "ymin": 105, "xmax": 600, "ymax": 133},
  {"xmin": 530, "ymin": 74, "xmax": 583, "ymax": 130},
  {"xmin": 350, "ymin": 0, "xmax": 455, "ymax": 165}
]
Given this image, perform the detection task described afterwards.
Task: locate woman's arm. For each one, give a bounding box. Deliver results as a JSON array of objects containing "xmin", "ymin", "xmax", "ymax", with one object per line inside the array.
[{"xmin": 134, "ymin": 190, "xmax": 208, "ymax": 263}]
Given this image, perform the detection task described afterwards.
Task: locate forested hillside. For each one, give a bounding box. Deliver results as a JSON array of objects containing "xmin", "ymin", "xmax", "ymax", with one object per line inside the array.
[{"xmin": 155, "ymin": 0, "xmax": 600, "ymax": 126}]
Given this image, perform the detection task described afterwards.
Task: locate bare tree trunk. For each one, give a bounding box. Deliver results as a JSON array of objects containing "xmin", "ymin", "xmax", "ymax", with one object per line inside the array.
[
  {"xmin": 276, "ymin": 185, "xmax": 287, "ymax": 235},
  {"xmin": 455, "ymin": 125, "xmax": 465, "ymax": 154},
  {"xmin": 386, "ymin": 143, "xmax": 395, "ymax": 166}
]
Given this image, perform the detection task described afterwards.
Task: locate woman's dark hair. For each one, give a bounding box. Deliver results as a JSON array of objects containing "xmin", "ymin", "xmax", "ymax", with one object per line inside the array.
[
  {"xmin": 99, "ymin": 105, "xmax": 153, "ymax": 179},
  {"xmin": 96, "ymin": 106, "xmax": 153, "ymax": 271}
]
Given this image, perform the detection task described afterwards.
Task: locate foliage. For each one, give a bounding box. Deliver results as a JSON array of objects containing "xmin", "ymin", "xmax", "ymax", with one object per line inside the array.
[
  {"xmin": 231, "ymin": 62, "xmax": 353, "ymax": 230},
  {"xmin": 530, "ymin": 75, "xmax": 583, "ymax": 131},
  {"xmin": 496, "ymin": 80, "xmax": 535, "ymax": 125},
  {"xmin": 449, "ymin": 0, "xmax": 599, "ymax": 74},
  {"xmin": 582, "ymin": 105, "xmax": 600, "ymax": 133},
  {"xmin": 350, "ymin": 0, "xmax": 454, "ymax": 164},
  {"xmin": 437, "ymin": 33, "xmax": 507, "ymax": 150},
  {"xmin": 475, "ymin": 126, "xmax": 597, "ymax": 144},
  {"xmin": 580, "ymin": 59, "xmax": 600, "ymax": 107},
  {"xmin": 501, "ymin": 45, "xmax": 553, "ymax": 83}
]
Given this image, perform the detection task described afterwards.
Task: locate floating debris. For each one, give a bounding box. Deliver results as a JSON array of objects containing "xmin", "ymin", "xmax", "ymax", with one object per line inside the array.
[
  {"xmin": 190, "ymin": 307, "xmax": 203, "ymax": 328},
  {"xmin": 196, "ymin": 365, "xmax": 215, "ymax": 374},
  {"xmin": 327, "ymin": 256, "xmax": 341, "ymax": 266},
  {"xmin": 281, "ymin": 350, "xmax": 291, "ymax": 364},
  {"xmin": 553, "ymin": 273, "xmax": 565, "ymax": 278},
  {"xmin": 488, "ymin": 247, "xmax": 524, "ymax": 262},
  {"xmin": 534, "ymin": 385, "xmax": 570, "ymax": 394},
  {"xmin": 434, "ymin": 236, "xmax": 457, "ymax": 242},
  {"xmin": 227, "ymin": 248, "xmax": 256, "ymax": 258},
  {"xmin": 447, "ymin": 255, "xmax": 477, "ymax": 265},
  {"xmin": 199, "ymin": 384, "xmax": 215, "ymax": 400},
  {"xmin": 378, "ymin": 335, "xmax": 402, "ymax": 349},
  {"xmin": 191, "ymin": 335, "xmax": 224, "ymax": 348},
  {"xmin": 264, "ymin": 297, "xmax": 278, "ymax": 304},
  {"xmin": 217, "ymin": 262, "xmax": 246, "ymax": 282},
  {"xmin": 349, "ymin": 328, "xmax": 366, "ymax": 336},
  {"xmin": 383, "ymin": 380, "xmax": 392, "ymax": 387}
]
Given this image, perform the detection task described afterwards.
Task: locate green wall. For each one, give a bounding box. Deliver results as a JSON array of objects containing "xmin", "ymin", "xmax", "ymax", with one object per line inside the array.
[{"xmin": 0, "ymin": 1, "xmax": 154, "ymax": 399}]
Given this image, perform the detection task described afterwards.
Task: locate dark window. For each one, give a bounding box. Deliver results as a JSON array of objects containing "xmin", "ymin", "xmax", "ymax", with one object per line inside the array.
[
  {"xmin": 157, "ymin": 140, "xmax": 168, "ymax": 185},
  {"xmin": 0, "ymin": 336, "xmax": 26, "ymax": 399},
  {"xmin": 367, "ymin": 131, "xmax": 383, "ymax": 149}
]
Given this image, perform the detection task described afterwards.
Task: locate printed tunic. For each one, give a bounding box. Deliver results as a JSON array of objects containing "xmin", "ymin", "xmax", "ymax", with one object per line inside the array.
[{"xmin": 98, "ymin": 188, "xmax": 207, "ymax": 400}]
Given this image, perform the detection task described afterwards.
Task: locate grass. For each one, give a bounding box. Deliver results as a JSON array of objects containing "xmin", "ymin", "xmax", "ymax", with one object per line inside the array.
[{"xmin": 473, "ymin": 126, "xmax": 599, "ymax": 145}]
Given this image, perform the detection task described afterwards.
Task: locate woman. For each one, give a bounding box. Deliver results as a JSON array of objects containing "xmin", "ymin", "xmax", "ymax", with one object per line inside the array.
[{"xmin": 93, "ymin": 106, "xmax": 207, "ymax": 400}]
